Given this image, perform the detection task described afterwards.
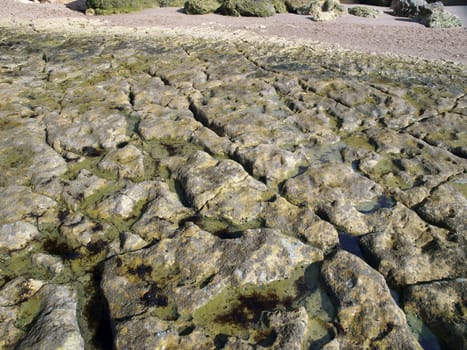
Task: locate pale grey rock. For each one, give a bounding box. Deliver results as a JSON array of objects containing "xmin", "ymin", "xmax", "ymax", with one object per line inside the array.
[
  {"xmin": 62, "ymin": 169, "xmax": 109, "ymax": 210},
  {"xmin": 98, "ymin": 144, "xmax": 145, "ymax": 180},
  {"xmin": 321, "ymin": 250, "xmax": 422, "ymax": 349},
  {"xmin": 45, "ymin": 110, "xmax": 129, "ymax": 154},
  {"xmin": 261, "ymin": 196, "xmax": 339, "ymax": 254},
  {"xmin": 190, "ymin": 126, "xmax": 232, "ymax": 157},
  {"xmin": 91, "ymin": 112, "xmax": 129, "ymax": 150},
  {"xmin": 16, "ymin": 284, "xmax": 84, "ymax": 350},
  {"xmin": 114, "ymin": 315, "xmax": 213, "ymax": 349},
  {"xmin": 0, "ymin": 186, "xmax": 57, "ymax": 225},
  {"xmin": 263, "ymin": 307, "xmax": 309, "ymax": 349},
  {"xmin": 95, "ymin": 181, "xmax": 157, "ymax": 220},
  {"xmin": 0, "ymin": 278, "xmax": 44, "ymax": 349},
  {"xmin": 234, "ymin": 144, "xmax": 307, "ymax": 186},
  {"xmin": 415, "ymin": 175, "xmax": 466, "ymax": 232},
  {"xmin": 360, "ymin": 219, "xmax": 466, "ymax": 286},
  {"xmin": 189, "ymin": 80, "xmax": 308, "ymax": 149},
  {"xmin": 119, "ymin": 232, "xmax": 148, "ymax": 252},
  {"xmin": 60, "ymin": 212, "xmax": 108, "ymax": 247},
  {"xmin": 283, "ymin": 162, "xmax": 384, "ymax": 235},
  {"xmin": 357, "ymin": 129, "xmax": 464, "ymax": 208},
  {"xmin": 130, "ymin": 75, "xmax": 190, "ymax": 112},
  {"xmin": 45, "ymin": 113, "xmax": 99, "ymax": 155},
  {"xmin": 0, "ymin": 122, "xmax": 67, "ymax": 187},
  {"xmin": 0, "ymin": 222, "xmax": 40, "ymax": 251},
  {"xmin": 138, "ymin": 108, "xmax": 202, "ymax": 141},
  {"xmin": 0, "ymin": 277, "xmax": 44, "ymax": 307},
  {"xmin": 176, "ymin": 151, "xmax": 270, "ymax": 224},
  {"xmin": 31, "ymin": 253, "xmax": 64, "ymax": 275},
  {"xmin": 406, "ymin": 112, "xmax": 466, "ymax": 158},
  {"xmin": 131, "ymin": 181, "xmax": 193, "ymax": 241}
]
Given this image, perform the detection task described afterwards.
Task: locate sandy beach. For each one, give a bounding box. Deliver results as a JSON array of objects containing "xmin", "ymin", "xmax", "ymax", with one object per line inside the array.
[{"xmin": 1, "ymin": 0, "xmax": 466, "ymax": 63}]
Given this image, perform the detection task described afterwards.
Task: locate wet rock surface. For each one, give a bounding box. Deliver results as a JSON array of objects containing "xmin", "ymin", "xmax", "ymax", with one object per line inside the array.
[{"xmin": 0, "ymin": 25, "xmax": 465, "ymax": 349}]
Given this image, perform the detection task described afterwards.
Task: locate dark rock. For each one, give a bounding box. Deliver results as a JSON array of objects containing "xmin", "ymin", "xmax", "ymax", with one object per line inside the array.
[
  {"xmin": 360, "ymin": 0, "xmax": 390, "ymax": 6},
  {"xmin": 391, "ymin": 0, "xmax": 428, "ymax": 17}
]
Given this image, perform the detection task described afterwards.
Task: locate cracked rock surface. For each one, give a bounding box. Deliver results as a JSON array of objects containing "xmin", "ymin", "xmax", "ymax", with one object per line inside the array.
[{"xmin": 0, "ymin": 24, "xmax": 465, "ymax": 349}]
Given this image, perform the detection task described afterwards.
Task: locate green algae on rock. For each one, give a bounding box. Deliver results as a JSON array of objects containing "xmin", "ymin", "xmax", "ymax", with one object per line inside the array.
[
  {"xmin": 348, "ymin": 6, "xmax": 380, "ymax": 18},
  {"xmin": 86, "ymin": 0, "xmax": 161, "ymax": 14}
]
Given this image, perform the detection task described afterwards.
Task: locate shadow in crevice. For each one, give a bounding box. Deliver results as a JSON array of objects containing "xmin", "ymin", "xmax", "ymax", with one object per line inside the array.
[{"xmin": 85, "ymin": 263, "xmax": 115, "ymax": 350}]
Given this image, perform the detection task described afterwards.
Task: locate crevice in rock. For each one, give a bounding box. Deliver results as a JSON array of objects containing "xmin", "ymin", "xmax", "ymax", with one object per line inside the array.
[
  {"xmin": 337, "ymin": 232, "xmax": 365, "ymax": 260},
  {"xmin": 188, "ymin": 101, "xmax": 227, "ymax": 138},
  {"xmin": 84, "ymin": 263, "xmax": 115, "ymax": 350},
  {"xmin": 406, "ymin": 129, "xmax": 467, "ymax": 160},
  {"xmin": 448, "ymin": 92, "xmax": 466, "ymax": 113}
]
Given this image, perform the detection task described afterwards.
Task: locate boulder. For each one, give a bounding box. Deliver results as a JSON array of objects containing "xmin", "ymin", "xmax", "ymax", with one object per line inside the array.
[
  {"xmin": 309, "ymin": 0, "xmax": 346, "ymax": 21},
  {"xmin": 285, "ymin": 0, "xmax": 314, "ymax": 14},
  {"xmin": 418, "ymin": 3, "xmax": 463, "ymax": 28},
  {"xmin": 285, "ymin": 0, "xmax": 346, "ymax": 20},
  {"xmin": 348, "ymin": 6, "xmax": 381, "ymax": 18},
  {"xmin": 218, "ymin": 0, "xmax": 277, "ymax": 17},
  {"xmin": 184, "ymin": 0, "xmax": 222, "ymax": 13},
  {"xmin": 391, "ymin": 0, "xmax": 428, "ymax": 17},
  {"xmin": 85, "ymin": 0, "xmax": 161, "ymax": 14}
]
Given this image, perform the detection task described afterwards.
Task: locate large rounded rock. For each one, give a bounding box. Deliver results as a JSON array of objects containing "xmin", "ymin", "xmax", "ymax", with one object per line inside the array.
[
  {"xmin": 218, "ymin": 0, "xmax": 277, "ymax": 16},
  {"xmin": 85, "ymin": 0, "xmax": 161, "ymax": 14},
  {"xmin": 391, "ymin": 0, "xmax": 428, "ymax": 17},
  {"xmin": 419, "ymin": 3, "xmax": 463, "ymax": 28},
  {"xmin": 348, "ymin": 6, "xmax": 381, "ymax": 18},
  {"xmin": 184, "ymin": 0, "xmax": 222, "ymax": 13}
]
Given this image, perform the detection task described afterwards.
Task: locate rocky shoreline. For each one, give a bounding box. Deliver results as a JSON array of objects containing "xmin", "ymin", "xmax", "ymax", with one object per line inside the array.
[{"xmin": 0, "ymin": 19, "xmax": 466, "ymax": 350}]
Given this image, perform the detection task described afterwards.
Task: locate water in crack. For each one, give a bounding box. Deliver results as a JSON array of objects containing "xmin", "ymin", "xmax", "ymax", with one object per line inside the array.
[
  {"xmin": 355, "ymin": 195, "xmax": 396, "ymax": 214},
  {"xmin": 406, "ymin": 312, "xmax": 442, "ymax": 350},
  {"xmin": 338, "ymin": 232, "xmax": 365, "ymax": 260}
]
